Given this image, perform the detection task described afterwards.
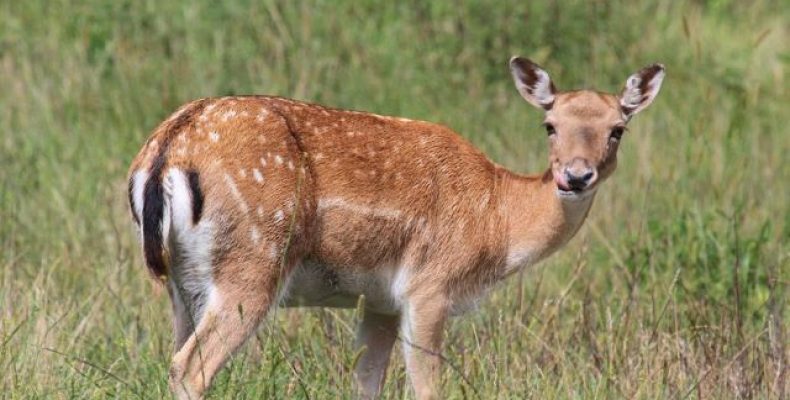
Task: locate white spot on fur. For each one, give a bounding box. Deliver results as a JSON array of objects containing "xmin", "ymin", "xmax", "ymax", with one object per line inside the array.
[
  {"xmin": 256, "ymin": 108, "xmax": 269, "ymax": 122},
  {"xmin": 253, "ymin": 168, "xmax": 264, "ymax": 182},
  {"xmin": 273, "ymin": 210, "xmax": 285, "ymax": 223},
  {"xmin": 251, "ymin": 226, "xmax": 261, "ymax": 245},
  {"xmin": 479, "ymin": 192, "xmax": 490, "ymax": 211},
  {"xmin": 317, "ymin": 197, "xmax": 402, "ymax": 219},
  {"xmin": 287, "ymin": 161, "xmax": 294, "ymax": 171},
  {"xmin": 210, "ymin": 131, "xmax": 220, "ymax": 142},
  {"xmin": 269, "ymin": 243, "xmax": 279, "ymax": 260},
  {"xmin": 239, "ymin": 168, "xmax": 247, "ymax": 179},
  {"xmin": 256, "ymin": 206, "xmax": 264, "ymax": 218},
  {"xmin": 221, "ymin": 110, "xmax": 237, "ymax": 121},
  {"xmin": 260, "ymin": 157, "xmax": 267, "ymax": 167},
  {"xmin": 223, "ymin": 173, "xmax": 248, "ymax": 213},
  {"xmin": 275, "ymin": 155, "xmax": 283, "ymax": 165}
]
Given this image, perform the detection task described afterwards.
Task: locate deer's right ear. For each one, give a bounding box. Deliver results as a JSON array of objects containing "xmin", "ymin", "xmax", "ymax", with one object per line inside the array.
[{"xmin": 509, "ymin": 56, "xmax": 556, "ymax": 110}]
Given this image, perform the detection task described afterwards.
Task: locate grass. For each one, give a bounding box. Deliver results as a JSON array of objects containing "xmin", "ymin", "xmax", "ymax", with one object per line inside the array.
[{"xmin": 0, "ymin": 0, "xmax": 787, "ymax": 398}]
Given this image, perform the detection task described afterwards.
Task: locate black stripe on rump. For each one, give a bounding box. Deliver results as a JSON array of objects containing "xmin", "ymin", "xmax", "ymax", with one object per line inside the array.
[
  {"xmin": 128, "ymin": 177, "xmax": 139, "ymax": 225},
  {"xmin": 187, "ymin": 169, "xmax": 203, "ymax": 225},
  {"xmin": 142, "ymin": 152, "xmax": 167, "ymax": 279}
]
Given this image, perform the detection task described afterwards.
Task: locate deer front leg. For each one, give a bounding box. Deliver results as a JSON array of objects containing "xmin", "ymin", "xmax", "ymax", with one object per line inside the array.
[
  {"xmin": 400, "ymin": 293, "xmax": 449, "ymax": 400},
  {"xmin": 354, "ymin": 311, "xmax": 399, "ymax": 399}
]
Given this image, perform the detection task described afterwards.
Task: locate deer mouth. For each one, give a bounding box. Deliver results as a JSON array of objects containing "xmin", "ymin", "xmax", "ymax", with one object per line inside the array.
[
  {"xmin": 555, "ymin": 178, "xmax": 595, "ymax": 199},
  {"xmin": 557, "ymin": 186, "xmax": 584, "ymax": 196}
]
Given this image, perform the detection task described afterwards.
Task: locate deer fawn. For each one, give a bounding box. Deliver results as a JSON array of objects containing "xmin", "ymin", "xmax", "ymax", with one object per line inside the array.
[{"xmin": 128, "ymin": 57, "xmax": 664, "ymax": 399}]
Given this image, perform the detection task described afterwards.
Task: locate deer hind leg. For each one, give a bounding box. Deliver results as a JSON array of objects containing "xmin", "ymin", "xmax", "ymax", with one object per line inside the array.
[
  {"xmin": 354, "ymin": 311, "xmax": 399, "ymax": 399},
  {"xmin": 166, "ymin": 279, "xmax": 194, "ymax": 353},
  {"xmin": 168, "ymin": 257, "xmax": 288, "ymax": 400}
]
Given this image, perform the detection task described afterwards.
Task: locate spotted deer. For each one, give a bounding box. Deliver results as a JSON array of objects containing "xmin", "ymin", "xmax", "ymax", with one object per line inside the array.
[{"xmin": 127, "ymin": 57, "xmax": 664, "ymax": 399}]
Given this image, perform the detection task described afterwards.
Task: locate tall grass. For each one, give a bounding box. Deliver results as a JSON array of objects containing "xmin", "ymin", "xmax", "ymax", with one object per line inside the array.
[{"xmin": 0, "ymin": 0, "xmax": 786, "ymax": 398}]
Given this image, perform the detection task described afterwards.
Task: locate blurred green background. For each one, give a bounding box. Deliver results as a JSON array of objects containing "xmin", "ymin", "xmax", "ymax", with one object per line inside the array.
[{"xmin": 0, "ymin": 0, "xmax": 787, "ymax": 398}]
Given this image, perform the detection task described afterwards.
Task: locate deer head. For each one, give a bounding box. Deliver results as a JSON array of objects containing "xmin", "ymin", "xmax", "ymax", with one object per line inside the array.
[{"xmin": 510, "ymin": 57, "xmax": 665, "ymax": 200}]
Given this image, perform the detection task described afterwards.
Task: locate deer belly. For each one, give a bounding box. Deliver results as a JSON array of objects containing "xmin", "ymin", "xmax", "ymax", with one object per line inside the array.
[{"xmin": 280, "ymin": 261, "xmax": 402, "ymax": 315}]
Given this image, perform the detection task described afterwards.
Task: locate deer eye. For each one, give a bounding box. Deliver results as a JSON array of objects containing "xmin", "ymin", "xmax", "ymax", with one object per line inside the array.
[
  {"xmin": 609, "ymin": 126, "xmax": 625, "ymax": 141},
  {"xmin": 544, "ymin": 123, "xmax": 556, "ymax": 137}
]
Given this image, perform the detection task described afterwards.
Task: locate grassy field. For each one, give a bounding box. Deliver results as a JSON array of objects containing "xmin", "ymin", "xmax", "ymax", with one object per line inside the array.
[{"xmin": 0, "ymin": 0, "xmax": 787, "ymax": 398}]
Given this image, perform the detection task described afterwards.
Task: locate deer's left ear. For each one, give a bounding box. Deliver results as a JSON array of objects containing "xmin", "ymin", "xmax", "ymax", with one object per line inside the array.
[
  {"xmin": 510, "ymin": 57, "xmax": 557, "ymax": 110},
  {"xmin": 619, "ymin": 63, "xmax": 665, "ymax": 119}
]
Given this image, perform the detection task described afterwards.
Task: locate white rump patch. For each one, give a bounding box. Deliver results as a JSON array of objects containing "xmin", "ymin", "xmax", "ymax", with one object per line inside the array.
[
  {"xmin": 164, "ymin": 168, "xmax": 194, "ymax": 231},
  {"xmin": 130, "ymin": 170, "xmax": 149, "ymax": 229},
  {"xmin": 164, "ymin": 168, "xmax": 217, "ymax": 325}
]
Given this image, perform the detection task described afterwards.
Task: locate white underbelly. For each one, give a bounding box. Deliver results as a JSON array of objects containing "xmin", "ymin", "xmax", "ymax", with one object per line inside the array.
[{"xmin": 280, "ymin": 261, "xmax": 404, "ymax": 315}]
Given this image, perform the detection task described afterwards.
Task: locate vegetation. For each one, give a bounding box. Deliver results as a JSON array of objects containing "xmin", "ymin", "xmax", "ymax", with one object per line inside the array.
[{"xmin": 1, "ymin": 0, "xmax": 786, "ymax": 398}]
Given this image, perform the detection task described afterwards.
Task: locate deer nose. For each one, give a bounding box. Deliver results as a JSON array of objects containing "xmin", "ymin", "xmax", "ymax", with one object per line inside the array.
[{"xmin": 564, "ymin": 163, "xmax": 597, "ymax": 191}]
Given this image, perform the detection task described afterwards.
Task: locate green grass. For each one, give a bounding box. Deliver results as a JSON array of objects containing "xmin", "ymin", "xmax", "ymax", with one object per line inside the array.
[{"xmin": 1, "ymin": 0, "xmax": 787, "ymax": 398}]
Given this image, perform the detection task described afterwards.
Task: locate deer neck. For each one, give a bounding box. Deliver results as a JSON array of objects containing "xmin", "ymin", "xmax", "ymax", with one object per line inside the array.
[{"xmin": 498, "ymin": 168, "xmax": 596, "ymax": 276}]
